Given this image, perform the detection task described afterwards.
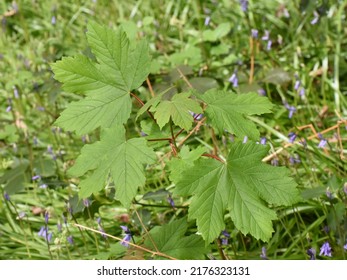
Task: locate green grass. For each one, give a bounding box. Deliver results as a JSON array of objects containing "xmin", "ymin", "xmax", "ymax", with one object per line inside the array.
[{"xmin": 1, "ymin": 0, "xmax": 347, "ymax": 260}]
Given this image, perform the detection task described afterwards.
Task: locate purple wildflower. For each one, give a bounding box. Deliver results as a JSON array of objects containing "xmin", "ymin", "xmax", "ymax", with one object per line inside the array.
[
  {"xmin": 83, "ymin": 198, "xmax": 91, "ymax": 207},
  {"xmin": 344, "ymin": 243, "xmax": 347, "ymax": 251},
  {"xmin": 13, "ymin": 86, "xmax": 19, "ymax": 98},
  {"xmin": 251, "ymin": 29, "xmax": 258, "ymax": 39},
  {"xmin": 289, "ymin": 154, "xmax": 301, "ymax": 165},
  {"xmin": 271, "ymin": 158, "xmax": 279, "ymax": 166},
  {"xmin": 260, "ymin": 247, "xmax": 268, "ymax": 259},
  {"xmin": 47, "ymin": 145, "xmax": 53, "ymax": 154},
  {"xmin": 221, "ymin": 238, "xmax": 228, "ymax": 245},
  {"xmin": 288, "ymin": 132, "xmax": 297, "ymax": 143},
  {"xmin": 319, "ymin": 242, "xmax": 332, "ymax": 257},
  {"xmin": 239, "ymin": 0, "xmax": 248, "ymax": 12},
  {"xmin": 326, "ymin": 189, "xmax": 333, "ymax": 200},
  {"xmin": 67, "ymin": 235, "xmax": 74, "ymax": 245},
  {"xmin": 266, "ymin": 40, "xmax": 272, "ymax": 51},
  {"xmin": 32, "ymin": 175, "xmax": 41, "ymax": 181},
  {"xmin": 261, "ymin": 30, "xmax": 270, "ymax": 41},
  {"xmin": 307, "ymin": 248, "xmax": 316, "ymax": 260},
  {"xmin": 51, "ymin": 15, "xmax": 56, "ymax": 25},
  {"xmin": 294, "ymin": 80, "xmax": 301, "ymax": 90},
  {"xmin": 39, "ymin": 184, "xmax": 48, "ymax": 189},
  {"xmin": 311, "ymin": 11, "xmax": 319, "ymax": 25},
  {"xmin": 258, "ymin": 88, "xmax": 266, "ymax": 96},
  {"xmin": 221, "ymin": 230, "xmax": 230, "ymax": 238},
  {"xmin": 283, "ymin": 101, "xmax": 296, "ymax": 118},
  {"xmin": 318, "ymin": 139, "xmax": 327, "ymax": 148},
  {"xmin": 120, "ymin": 226, "xmax": 132, "ymax": 247},
  {"xmin": 6, "ymin": 106, "xmax": 11, "ymax": 112},
  {"xmin": 167, "ymin": 195, "xmax": 175, "ymax": 208},
  {"xmin": 4, "ymin": 192, "xmax": 10, "ymax": 201},
  {"xmin": 44, "ymin": 211, "xmax": 49, "ymax": 224},
  {"xmin": 299, "ymin": 87, "xmax": 305, "ymax": 97},
  {"xmin": 228, "ymin": 72, "xmax": 238, "ymax": 88},
  {"xmin": 204, "ymin": 16, "xmax": 211, "ymax": 26},
  {"xmin": 38, "ymin": 226, "xmax": 52, "ymax": 242},
  {"xmin": 260, "ymin": 137, "xmax": 267, "ymax": 145}
]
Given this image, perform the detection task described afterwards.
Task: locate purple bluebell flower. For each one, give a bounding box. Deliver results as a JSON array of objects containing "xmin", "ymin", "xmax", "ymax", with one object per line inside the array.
[
  {"xmin": 38, "ymin": 226, "xmax": 52, "ymax": 242},
  {"xmin": 311, "ymin": 11, "xmax": 319, "ymax": 25},
  {"xmin": 288, "ymin": 132, "xmax": 297, "ymax": 143},
  {"xmin": 284, "ymin": 102, "xmax": 296, "ymax": 119},
  {"xmin": 167, "ymin": 195, "xmax": 175, "ymax": 208},
  {"xmin": 44, "ymin": 212, "xmax": 49, "ymax": 224},
  {"xmin": 13, "ymin": 86, "xmax": 19, "ymax": 98},
  {"xmin": 67, "ymin": 235, "xmax": 74, "ymax": 245},
  {"xmin": 32, "ymin": 175, "xmax": 41, "ymax": 181},
  {"xmin": 242, "ymin": 136, "xmax": 248, "ymax": 143},
  {"xmin": 344, "ymin": 243, "xmax": 347, "ymax": 251},
  {"xmin": 271, "ymin": 158, "xmax": 279, "ymax": 166},
  {"xmin": 261, "ymin": 30, "xmax": 270, "ymax": 41},
  {"xmin": 4, "ymin": 192, "xmax": 10, "ymax": 201},
  {"xmin": 251, "ymin": 29, "xmax": 258, "ymax": 39},
  {"xmin": 318, "ymin": 139, "xmax": 327, "ymax": 148},
  {"xmin": 221, "ymin": 238, "xmax": 228, "ymax": 245},
  {"xmin": 120, "ymin": 226, "xmax": 132, "ymax": 247},
  {"xmin": 260, "ymin": 246, "xmax": 268, "ymax": 259},
  {"xmin": 228, "ymin": 72, "xmax": 238, "ymax": 88},
  {"xmin": 47, "ymin": 145, "xmax": 53, "ymax": 154},
  {"xmin": 299, "ymin": 87, "xmax": 305, "ymax": 97},
  {"xmin": 258, "ymin": 88, "xmax": 266, "ymax": 96},
  {"xmin": 260, "ymin": 137, "xmax": 267, "ymax": 145},
  {"xmin": 294, "ymin": 80, "xmax": 301, "ymax": 91},
  {"xmin": 204, "ymin": 16, "xmax": 211, "ymax": 26},
  {"xmin": 239, "ymin": 0, "xmax": 248, "ymax": 12},
  {"xmin": 140, "ymin": 131, "xmax": 148, "ymax": 137},
  {"xmin": 307, "ymin": 248, "xmax": 316, "ymax": 260},
  {"xmin": 319, "ymin": 242, "xmax": 332, "ymax": 257},
  {"xmin": 326, "ymin": 189, "xmax": 333, "ymax": 200},
  {"xmin": 6, "ymin": 106, "xmax": 11, "ymax": 112},
  {"xmin": 83, "ymin": 198, "xmax": 91, "ymax": 207},
  {"xmin": 39, "ymin": 184, "xmax": 48, "ymax": 189},
  {"xmin": 289, "ymin": 154, "xmax": 301, "ymax": 165},
  {"xmin": 221, "ymin": 230, "xmax": 230, "ymax": 238},
  {"xmin": 51, "ymin": 15, "xmax": 56, "ymax": 25},
  {"xmin": 266, "ymin": 40, "xmax": 272, "ymax": 51}
]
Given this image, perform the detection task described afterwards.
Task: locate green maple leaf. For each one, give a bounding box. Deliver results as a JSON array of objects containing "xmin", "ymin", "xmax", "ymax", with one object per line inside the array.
[
  {"xmin": 174, "ymin": 142, "xmax": 300, "ymax": 243},
  {"xmin": 149, "ymin": 92, "xmax": 202, "ymax": 130},
  {"xmin": 144, "ymin": 218, "xmax": 208, "ymax": 259},
  {"xmin": 197, "ymin": 89, "xmax": 273, "ymax": 140},
  {"xmin": 51, "ymin": 22, "xmax": 150, "ymax": 135},
  {"xmin": 68, "ymin": 125, "xmax": 156, "ymax": 207}
]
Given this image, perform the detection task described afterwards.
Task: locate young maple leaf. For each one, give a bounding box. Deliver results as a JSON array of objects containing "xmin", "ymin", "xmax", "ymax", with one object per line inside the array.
[
  {"xmin": 68, "ymin": 125, "xmax": 156, "ymax": 207},
  {"xmin": 144, "ymin": 218, "xmax": 208, "ymax": 259},
  {"xmin": 197, "ymin": 89, "xmax": 273, "ymax": 140},
  {"xmin": 174, "ymin": 141, "xmax": 301, "ymax": 243},
  {"xmin": 51, "ymin": 22, "xmax": 151, "ymax": 135}
]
